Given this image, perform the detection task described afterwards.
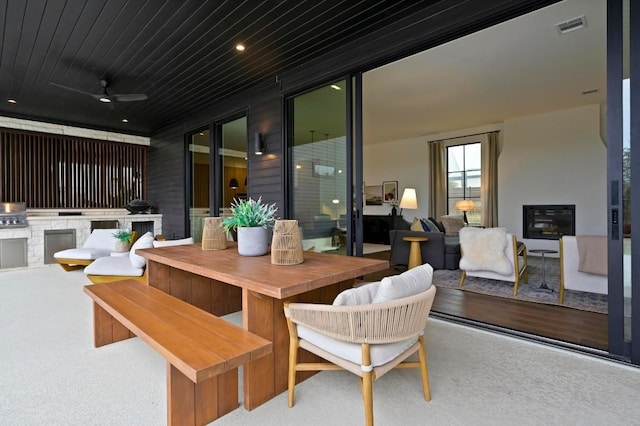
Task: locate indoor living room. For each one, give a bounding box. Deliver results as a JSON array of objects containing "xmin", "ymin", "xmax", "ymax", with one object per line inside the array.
[{"xmin": 359, "ymin": 0, "xmax": 610, "ymax": 350}]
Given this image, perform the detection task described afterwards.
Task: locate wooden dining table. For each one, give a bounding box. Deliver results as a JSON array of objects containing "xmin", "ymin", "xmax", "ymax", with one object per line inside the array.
[{"xmin": 137, "ymin": 243, "xmax": 388, "ymax": 411}]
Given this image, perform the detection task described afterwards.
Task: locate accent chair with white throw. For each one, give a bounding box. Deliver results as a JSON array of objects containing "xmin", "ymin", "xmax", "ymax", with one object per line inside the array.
[
  {"xmin": 458, "ymin": 227, "xmax": 528, "ymax": 296},
  {"xmin": 284, "ymin": 264, "xmax": 437, "ymax": 426},
  {"xmin": 559, "ymin": 235, "xmax": 607, "ymax": 304}
]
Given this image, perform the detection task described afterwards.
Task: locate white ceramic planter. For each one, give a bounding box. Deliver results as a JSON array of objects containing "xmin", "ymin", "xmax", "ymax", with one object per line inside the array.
[{"xmin": 237, "ymin": 226, "xmax": 269, "ymax": 256}]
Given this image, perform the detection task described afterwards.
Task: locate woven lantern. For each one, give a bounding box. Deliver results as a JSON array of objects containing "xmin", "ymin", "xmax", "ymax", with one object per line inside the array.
[
  {"xmin": 270, "ymin": 220, "xmax": 303, "ymax": 265},
  {"xmin": 201, "ymin": 217, "xmax": 227, "ymax": 250}
]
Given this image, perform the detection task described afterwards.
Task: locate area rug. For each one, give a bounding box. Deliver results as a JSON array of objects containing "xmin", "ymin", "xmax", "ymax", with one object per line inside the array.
[{"xmin": 433, "ymin": 256, "xmax": 609, "ymax": 314}]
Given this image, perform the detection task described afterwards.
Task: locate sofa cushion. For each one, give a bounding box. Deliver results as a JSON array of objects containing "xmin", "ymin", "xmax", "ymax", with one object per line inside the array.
[
  {"xmin": 459, "ymin": 227, "xmax": 512, "ymax": 275},
  {"xmin": 333, "ymin": 281, "xmax": 381, "ymax": 306},
  {"xmin": 440, "ymin": 215, "xmax": 465, "ymax": 236},
  {"xmin": 129, "ymin": 232, "xmax": 154, "ymax": 268},
  {"xmin": 82, "ymin": 228, "xmax": 120, "ymax": 251},
  {"xmin": 84, "ymin": 256, "xmax": 145, "ymax": 277},
  {"xmin": 53, "ymin": 247, "xmax": 111, "ymax": 260},
  {"xmin": 373, "ymin": 263, "xmax": 433, "ymax": 303},
  {"xmin": 152, "ymin": 237, "xmax": 194, "ymax": 248}
]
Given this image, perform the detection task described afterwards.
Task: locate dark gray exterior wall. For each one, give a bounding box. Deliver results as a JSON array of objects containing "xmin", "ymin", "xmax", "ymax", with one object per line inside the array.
[{"xmin": 148, "ymin": 0, "xmax": 558, "ymax": 239}]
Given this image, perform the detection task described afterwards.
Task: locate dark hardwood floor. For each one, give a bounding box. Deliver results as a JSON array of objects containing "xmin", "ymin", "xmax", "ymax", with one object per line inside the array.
[{"xmin": 362, "ymin": 251, "xmax": 608, "ymax": 351}]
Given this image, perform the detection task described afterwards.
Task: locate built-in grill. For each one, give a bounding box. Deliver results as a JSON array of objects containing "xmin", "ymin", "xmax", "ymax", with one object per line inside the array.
[{"xmin": 0, "ymin": 202, "xmax": 28, "ymax": 228}]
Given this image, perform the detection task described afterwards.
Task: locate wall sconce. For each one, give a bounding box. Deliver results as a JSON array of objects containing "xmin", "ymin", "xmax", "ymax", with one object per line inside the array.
[
  {"xmin": 254, "ymin": 132, "xmax": 265, "ymax": 155},
  {"xmin": 229, "ymin": 178, "xmax": 239, "ymax": 189}
]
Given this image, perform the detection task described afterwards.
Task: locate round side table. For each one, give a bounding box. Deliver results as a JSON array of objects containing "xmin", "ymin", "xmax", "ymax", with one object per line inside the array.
[
  {"xmin": 403, "ymin": 236, "xmax": 428, "ymax": 269},
  {"xmin": 529, "ymin": 248, "xmax": 557, "ymax": 291}
]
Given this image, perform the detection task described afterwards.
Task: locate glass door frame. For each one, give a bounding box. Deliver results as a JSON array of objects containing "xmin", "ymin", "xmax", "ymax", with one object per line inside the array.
[{"xmin": 607, "ymin": 0, "xmax": 640, "ymax": 364}]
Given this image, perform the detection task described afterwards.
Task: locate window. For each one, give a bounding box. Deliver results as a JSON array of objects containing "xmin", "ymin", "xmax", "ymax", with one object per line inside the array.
[{"xmin": 446, "ymin": 142, "xmax": 480, "ymax": 223}]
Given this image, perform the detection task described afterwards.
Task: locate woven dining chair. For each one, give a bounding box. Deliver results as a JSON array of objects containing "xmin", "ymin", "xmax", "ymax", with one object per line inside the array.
[{"xmin": 284, "ymin": 283, "xmax": 436, "ymax": 426}]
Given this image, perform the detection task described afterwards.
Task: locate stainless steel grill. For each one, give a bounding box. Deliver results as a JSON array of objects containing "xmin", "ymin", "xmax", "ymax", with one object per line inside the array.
[{"xmin": 0, "ymin": 202, "xmax": 28, "ymax": 228}]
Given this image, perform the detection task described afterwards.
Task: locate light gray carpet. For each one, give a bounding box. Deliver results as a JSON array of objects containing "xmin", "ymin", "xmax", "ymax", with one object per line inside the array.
[{"xmin": 2, "ymin": 265, "xmax": 640, "ymax": 425}]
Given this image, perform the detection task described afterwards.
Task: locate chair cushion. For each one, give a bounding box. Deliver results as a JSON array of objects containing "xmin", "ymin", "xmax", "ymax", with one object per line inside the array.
[
  {"xmin": 84, "ymin": 256, "xmax": 144, "ymax": 277},
  {"xmin": 129, "ymin": 232, "xmax": 154, "ymax": 268},
  {"xmin": 372, "ymin": 263, "xmax": 433, "ymax": 303},
  {"xmin": 297, "ymin": 324, "xmax": 417, "ymax": 368},
  {"xmin": 459, "ymin": 227, "xmax": 512, "ymax": 275},
  {"xmin": 152, "ymin": 237, "xmax": 194, "ymax": 248},
  {"xmin": 82, "ymin": 229, "xmax": 120, "ymax": 251},
  {"xmin": 53, "ymin": 248, "xmax": 111, "ymax": 260},
  {"xmin": 333, "ymin": 281, "xmax": 381, "ymax": 306}
]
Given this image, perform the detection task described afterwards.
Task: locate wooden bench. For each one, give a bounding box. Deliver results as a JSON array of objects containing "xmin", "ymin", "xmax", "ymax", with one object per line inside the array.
[{"xmin": 83, "ymin": 279, "xmax": 272, "ymax": 425}]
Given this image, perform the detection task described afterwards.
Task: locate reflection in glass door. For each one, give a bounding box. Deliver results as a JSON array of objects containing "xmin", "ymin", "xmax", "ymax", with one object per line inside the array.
[
  {"xmin": 219, "ymin": 116, "xmax": 248, "ymax": 215},
  {"xmin": 188, "ymin": 129, "xmax": 210, "ymax": 242},
  {"xmin": 289, "ymin": 81, "xmax": 348, "ymax": 254}
]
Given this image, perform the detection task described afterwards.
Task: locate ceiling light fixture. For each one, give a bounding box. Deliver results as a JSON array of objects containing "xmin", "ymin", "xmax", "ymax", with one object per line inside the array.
[
  {"xmin": 7, "ymin": 99, "xmax": 17, "ymax": 104},
  {"xmin": 330, "ymin": 84, "xmax": 341, "ymax": 90},
  {"xmin": 235, "ymin": 43, "xmax": 245, "ymax": 51},
  {"xmin": 99, "ymin": 96, "xmax": 111, "ymax": 103},
  {"xmin": 122, "ymin": 118, "xmax": 129, "ymax": 123}
]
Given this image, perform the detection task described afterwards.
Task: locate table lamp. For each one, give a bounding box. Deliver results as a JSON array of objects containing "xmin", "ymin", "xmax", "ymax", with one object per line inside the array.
[
  {"xmin": 455, "ymin": 199, "xmax": 475, "ymax": 224},
  {"xmin": 399, "ymin": 188, "xmax": 418, "ymax": 215}
]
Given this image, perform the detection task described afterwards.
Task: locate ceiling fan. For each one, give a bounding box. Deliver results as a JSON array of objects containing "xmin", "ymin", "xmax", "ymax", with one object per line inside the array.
[{"xmin": 50, "ymin": 78, "xmax": 147, "ymax": 103}]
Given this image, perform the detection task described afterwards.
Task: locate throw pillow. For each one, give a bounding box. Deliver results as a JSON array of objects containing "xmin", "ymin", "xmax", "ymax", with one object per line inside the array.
[
  {"xmin": 458, "ymin": 227, "xmax": 513, "ymax": 275},
  {"xmin": 410, "ymin": 218, "xmax": 424, "ymax": 232},
  {"xmin": 372, "ymin": 264, "xmax": 433, "ymax": 303},
  {"xmin": 129, "ymin": 232, "xmax": 155, "ymax": 268},
  {"xmin": 152, "ymin": 237, "xmax": 194, "ymax": 248},
  {"xmin": 428, "ymin": 217, "xmax": 446, "ymax": 233},
  {"xmin": 425, "ymin": 218, "xmax": 442, "ymax": 233},
  {"xmin": 333, "ymin": 281, "xmax": 381, "ymax": 306},
  {"xmin": 419, "ymin": 218, "xmax": 431, "ymax": 232},
  {"xmin": 440, "ymin": 215, "xmax": 465, "ymax": 236}
]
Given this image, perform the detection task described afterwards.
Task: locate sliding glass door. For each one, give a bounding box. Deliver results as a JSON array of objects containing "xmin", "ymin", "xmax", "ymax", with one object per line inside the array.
[
  {"xmin": 188, "ymin": 129, "xmax": 210, "ymax": 242},
  {"xmin": 288, "ymin": 80, "xmax": 350, "ymax": 254}
]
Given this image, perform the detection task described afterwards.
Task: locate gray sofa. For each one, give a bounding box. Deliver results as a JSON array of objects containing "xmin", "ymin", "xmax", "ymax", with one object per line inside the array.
[{"xmin": 389, "ymin": 230, "xmax": 460, "ymax": 270}]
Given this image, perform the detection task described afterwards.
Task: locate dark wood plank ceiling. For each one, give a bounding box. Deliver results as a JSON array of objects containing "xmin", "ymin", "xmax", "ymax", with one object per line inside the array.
[{"xmin": 0, "ymin": 0, "xmax": 441, "ymax": 135}]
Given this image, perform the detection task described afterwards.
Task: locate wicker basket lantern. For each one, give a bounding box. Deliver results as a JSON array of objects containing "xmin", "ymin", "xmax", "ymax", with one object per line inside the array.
[
  {"xmin": 271, "ymin": 220, "xmax": 303, "ymax": 265},
  {"xmin": 201, "ymin": 217, "xmax": 228, "ymax": 250}
]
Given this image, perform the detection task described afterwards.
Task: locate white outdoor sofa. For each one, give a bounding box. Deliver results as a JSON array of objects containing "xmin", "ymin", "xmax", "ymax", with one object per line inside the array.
[{"xmin": 54, "ymin": 228, "xmax": 121, "ymax": 271}]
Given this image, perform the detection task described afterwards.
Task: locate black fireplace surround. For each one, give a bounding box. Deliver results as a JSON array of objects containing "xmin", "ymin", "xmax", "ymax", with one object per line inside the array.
[{"xmin": 523, "ymin": 204, "xmax": 575, "ymax": 240}]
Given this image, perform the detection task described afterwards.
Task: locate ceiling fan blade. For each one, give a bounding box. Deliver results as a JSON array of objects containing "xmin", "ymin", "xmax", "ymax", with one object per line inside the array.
[
  {"xmin": 49, "ymin": 81, "xmax": 95, "ymax": 96},
  {"xmin": 112, "ymin": 93, "xmax": 147, "ymax": 102}
]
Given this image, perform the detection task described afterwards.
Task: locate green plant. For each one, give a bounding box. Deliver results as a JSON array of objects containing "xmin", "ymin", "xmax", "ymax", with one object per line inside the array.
[
  {"xmin": 112, "ymin": 229, "xmax": 133, "ymax": 243},
  {"xmin": 223, "ymin": 197, "xmax": 278, "ymax": 232}
]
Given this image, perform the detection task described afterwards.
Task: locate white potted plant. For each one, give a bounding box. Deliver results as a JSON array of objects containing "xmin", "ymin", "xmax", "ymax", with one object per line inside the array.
[{"xmin": 223, "ymin": 197, "xmax": 278, "ymax": 256}]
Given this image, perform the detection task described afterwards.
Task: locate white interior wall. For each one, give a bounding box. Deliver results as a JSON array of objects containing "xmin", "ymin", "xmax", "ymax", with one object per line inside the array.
[
  {"xmin": 363, "ymin": 136, "xmax": 430, "ymax": 221},
  {"xmin": 363, "ymin": 104, "xmax": 606, "ymax": 250},
  {"xmin": 500, "ymin": 104, "xmax": 606, "ymax": 251}
]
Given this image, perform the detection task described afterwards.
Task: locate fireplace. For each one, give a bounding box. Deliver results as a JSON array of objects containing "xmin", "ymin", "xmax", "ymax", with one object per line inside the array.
[{"xmin": 523, "ymin": 205, "xmax": 575, "ymax": 240}]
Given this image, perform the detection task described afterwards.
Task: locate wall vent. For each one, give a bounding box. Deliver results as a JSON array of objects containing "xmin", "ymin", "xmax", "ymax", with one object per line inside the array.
[{"xmin": 556, "ymin": 15, "xmax": 587, "ymax": 34}]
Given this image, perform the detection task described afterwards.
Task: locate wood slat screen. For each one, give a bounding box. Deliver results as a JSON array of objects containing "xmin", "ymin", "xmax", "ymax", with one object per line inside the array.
[{"xmin": 0, "ymin": 128, "xmax": 147, "ymax": 208}]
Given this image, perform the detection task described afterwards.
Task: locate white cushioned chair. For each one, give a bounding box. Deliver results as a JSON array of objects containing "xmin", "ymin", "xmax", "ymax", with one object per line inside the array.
[
  {"xmin": 284, "ymin": 264, "xmax": 437, "ymax": 426},
  {"xmin": 559, "ymin": 235, "xmax": 607, "ymax": 303},
  {"xmin": 54, "ymin": 228, "xmax": 122, "ymax": 271},
  {"xmin": 458, "ymin": 227, "xmax": 528, "ymax": 296},
  {"xmin": 84, "ymin": 232, "xmax": 157, "ymax": 284}
]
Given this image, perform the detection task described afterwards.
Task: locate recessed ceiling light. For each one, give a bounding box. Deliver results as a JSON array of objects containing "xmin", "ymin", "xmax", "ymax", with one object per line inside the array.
[
  {"xmin": 235, "ymin": 44, "xmax": 245, "ymax": 52},
  {"xmin": 7, "ymin": 99, "xmax": 17, "ymax": 104},
  {"xmin": 199, "ymin": 132, "xmax": 204, "ymax": 136},
  {"xmin": 330, "ymin": 84, "xmax": 341, "ymax": 90},
  {"xmin": 99, "ymin": 97, "xmax": 111, "ymax": 103},
  {"xmin": 122, "ymin": 119, "xmax": 129, "ymax": 123}
]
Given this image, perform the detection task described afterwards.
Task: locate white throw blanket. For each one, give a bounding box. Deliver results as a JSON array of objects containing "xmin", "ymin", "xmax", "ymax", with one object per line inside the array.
[{"xmin": 576, "ymin": 235, "xmax": 607, "ymax": 276}]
